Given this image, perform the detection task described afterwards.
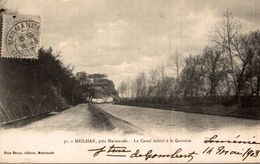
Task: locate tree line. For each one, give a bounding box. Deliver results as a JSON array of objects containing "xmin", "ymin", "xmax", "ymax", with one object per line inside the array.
[
  {"xmin": 39, "ymin": 48, "xmax": 117, "ymax": 104},
  {"xmin": 75, "ymin": 72, "xmax": 117, "ymax": 103},
  {"xmin": 117, "ymin": 11, "xmax": 260, "ymax": 108}
]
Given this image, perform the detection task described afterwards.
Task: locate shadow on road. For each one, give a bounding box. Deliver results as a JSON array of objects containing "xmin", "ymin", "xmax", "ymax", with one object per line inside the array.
[
  {"xmin": 88, "ymin": 103, "xmax": 144, "ymax": 135},
  {"xmin": 88, "ymin": 103, "xmax": 115, "ymax": 131}
]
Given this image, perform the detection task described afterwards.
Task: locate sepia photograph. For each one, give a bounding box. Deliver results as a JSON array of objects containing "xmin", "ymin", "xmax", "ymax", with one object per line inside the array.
[{"xmin": 0, "ymin": 0, "xmax": 260, "ymax": 163}]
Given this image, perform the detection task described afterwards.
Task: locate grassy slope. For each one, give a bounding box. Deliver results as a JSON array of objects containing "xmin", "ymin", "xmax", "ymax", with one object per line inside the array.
[{"xmin": 0, "ymin": 58, "xmax": 67, "ymax": 123}]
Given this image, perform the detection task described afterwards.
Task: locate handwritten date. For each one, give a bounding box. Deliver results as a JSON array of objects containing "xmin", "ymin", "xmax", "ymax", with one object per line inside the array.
[{"xmin": 203, "ymin": 146, "xmax": 260, "ymax": 161}]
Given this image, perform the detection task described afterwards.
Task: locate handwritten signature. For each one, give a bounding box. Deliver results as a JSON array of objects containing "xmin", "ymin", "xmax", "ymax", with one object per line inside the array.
[
  {"xmin": 88, "ymin": 145, "xmax": 130, "ymax": 157},
  {"xmin": 88, "ymin": 144, "xmax": 198, "ymax": 162},
  {"xmin": 88, "ymin": 135, "xmax": 260, "ymax": 162},
  {"xmin": 204, "ymin": 135, "xmax": 260, "ymax": 145}
]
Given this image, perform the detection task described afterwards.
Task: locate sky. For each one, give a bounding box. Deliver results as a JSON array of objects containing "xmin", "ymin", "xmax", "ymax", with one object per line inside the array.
[{"xmin": 5, "ymin": 0, "xmax": 260, "ymax": 87}]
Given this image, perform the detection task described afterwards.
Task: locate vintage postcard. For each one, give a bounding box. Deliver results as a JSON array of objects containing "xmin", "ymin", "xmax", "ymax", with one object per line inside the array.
[{"xmin": 0, "ymin": 0, "xmax": 260, "ymax": 163}]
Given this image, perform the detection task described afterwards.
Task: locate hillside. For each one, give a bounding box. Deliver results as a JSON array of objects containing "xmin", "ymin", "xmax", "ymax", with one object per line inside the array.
[{"xmin": 0, "ymin": 49, "xmax": 73, "ymax": 123}]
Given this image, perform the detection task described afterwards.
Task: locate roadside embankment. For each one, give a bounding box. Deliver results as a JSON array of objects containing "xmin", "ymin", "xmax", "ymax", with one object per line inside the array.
[
  {"xmin": 114, "ymin": 102, "xmax": 260, "ymax": 120},
  {"xmin": 0, "ymin": 58, "xmax": 68, "ymax": 124}
]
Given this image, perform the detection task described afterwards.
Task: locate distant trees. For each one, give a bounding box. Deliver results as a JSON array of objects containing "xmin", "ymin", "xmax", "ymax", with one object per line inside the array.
[
  {"xmin": 179, "ymin": 55, "xmax": 205, "ymax": 98},
  {"xmin": 76, "ymin": 72, "xmax": 89, "ymax": 85},
  {"xmin": 38, "ymin": 48, "xmax": 118, "ymax": 104},
  {"xmin": 168, "ymin": 50, "xmax": 184, "ymax": 81},
  {"xmin": 246, "ymin": 31, "xmax": 260, "ymax": 97},
  {"xmin": 209, "ymin": 11, "xmax": 260, "ymax": 105},
  {"xmin": 133, "ymin": 72, "xmax": 147, "ymax": 98},
  {"xmin": 236, "ymin": 30, "xmax": 260, "ymax": 97},
  {"xmin": 147, "ymin": 69, "xmax": 160, "ymax": 97},
  {"xmin": 117, "ymin": 65, "xmax": 175, "ymax": 103},
  {"xmin": 117, "ymin": 80, "xmax": 130, "ymax": 98},
  {"xmin": 75, "ymin": 72, "xmax": 117, "ymax": 102},
  {"xmin": 209, "ymin": 11, "xmax": 243, "ymax": 104},
  {"xmin": 117, "ymin": 11, "xmax": 260, "ymax": 108},
  {"xmin": 157, "ymin": 65, "xmax": 175, "ymax": 98},
  {"xmin": 201, "ymin": 46, "xmax": 227, "ymax": 98}
]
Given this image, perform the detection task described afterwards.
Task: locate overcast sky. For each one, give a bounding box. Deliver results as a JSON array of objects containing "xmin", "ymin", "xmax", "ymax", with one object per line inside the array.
[{"xmin": 6, "ymin": 0, "xmax": 260, "ymax": 87}]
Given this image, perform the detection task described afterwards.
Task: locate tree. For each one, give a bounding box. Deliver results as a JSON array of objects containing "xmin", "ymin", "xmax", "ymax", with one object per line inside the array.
[
  {"xmin": 209, "ymin": 10, "xmax": 243, "ymax": 104},
  {"xmin": 146, "ymin": 69, "xmax": 160, "ymax": 97},
  {"xmin": 117, "ymin": 80, "xmax": 130, "ymax": 98},
  {"xmin": 133, "ymin": 72, "xmax": 147, "ymax": 98},
  {"xmin": 232, "ymin": 34, "xmax": 254, "ymax": 97},
  {"xmin": 89, "ymin": 73, "xmax": 108, "ymax": 79},
  {"xmin": 248, "ymin": 30, "xmax": 260, "ymax": 96},
  {"xmin": 76, "ymin": 72, "xmax": 89, "ymax": 85},
  {"xmin": 179, "ymin": 55, "xmax": 206, "ymax": 98},
  {"xmin": 202, "ymin": 46, "xmax": 227, "ymax": 98},
  {"xmin": 156, "ymin": 65, "xmax": 175, "ymax": 98},
  {"xmin": 235, "ymin": 31, "xmax": 260, "ymax": 97},
  {"xmin": 168, "ymin": 50, "xmax": 184, "ymax": 81},
  {"xmin": 38, "ymin": 48, "xmax": 78, "ymax": 104}
]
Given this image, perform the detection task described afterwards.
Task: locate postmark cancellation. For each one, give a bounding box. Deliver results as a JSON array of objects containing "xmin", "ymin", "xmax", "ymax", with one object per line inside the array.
[{"xmin": 0, "ymin": 13, "xmax": 41, "ymax": 59}]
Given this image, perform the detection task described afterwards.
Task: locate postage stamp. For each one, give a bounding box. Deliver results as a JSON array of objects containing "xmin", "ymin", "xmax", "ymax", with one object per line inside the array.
[{"xmin": 1, "ymin": 13, "xmax": 41, "ymax": 59}]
